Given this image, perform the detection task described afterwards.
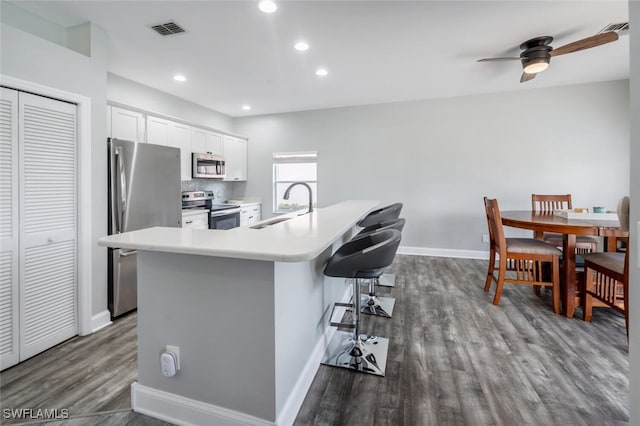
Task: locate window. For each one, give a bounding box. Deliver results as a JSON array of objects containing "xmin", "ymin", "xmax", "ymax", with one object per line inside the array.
[{"xmin": 273, "ymin": 152, "xmax": 317, "ymax": 213}]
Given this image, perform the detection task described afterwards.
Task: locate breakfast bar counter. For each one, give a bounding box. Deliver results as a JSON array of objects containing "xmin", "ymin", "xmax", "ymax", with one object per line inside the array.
[
  {"xmin": 98, "ymin": 200, "xmax": 378, "ymax": 426},
  {"xmin": 100, "ymin": 200, "xmax": 379, "ymax": 262}
]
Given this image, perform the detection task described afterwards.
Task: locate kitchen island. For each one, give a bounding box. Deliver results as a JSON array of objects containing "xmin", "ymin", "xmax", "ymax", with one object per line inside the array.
[{"xmin": 98, "ymin": 200, "xmax": 379, "ymax": 426}]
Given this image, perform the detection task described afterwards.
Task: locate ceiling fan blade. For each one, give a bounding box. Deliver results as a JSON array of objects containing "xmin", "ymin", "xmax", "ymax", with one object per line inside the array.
[
  {"xmin": 477, "ymin": 57, "xmax": 522, "ymax": 62},
  {"xmin": 520, "ymin": 72, "xmax": 537, "ymax": 83},
  {"xmin": 550, "ymin": 31, "xmax": 619, "ymax": 57}
]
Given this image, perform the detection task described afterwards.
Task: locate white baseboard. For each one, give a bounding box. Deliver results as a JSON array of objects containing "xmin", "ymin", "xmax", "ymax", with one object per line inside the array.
[
  {"xmin": 91, "ymin": 310, "xmax": 112, "ymax": 333},
  {"xmin": 276, "ymin": 285, "xmax": 351, "ymax": 426},
  {"xmin": 398, "ymin": 245, "xmax": 489, "ymax": 260},
  {"xmin": 132, "ymin": 382, "xmax": 274, "ymax": 426}
]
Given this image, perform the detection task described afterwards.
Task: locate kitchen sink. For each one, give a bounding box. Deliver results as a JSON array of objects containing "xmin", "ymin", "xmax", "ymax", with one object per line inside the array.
[{"xmin": 250, "ymin": 217, "xmax": 292, "ymax": 229}]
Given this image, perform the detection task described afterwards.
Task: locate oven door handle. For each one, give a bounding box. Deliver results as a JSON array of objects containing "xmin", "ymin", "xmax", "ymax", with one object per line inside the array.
[{"xmin": 210, "ymin": 208, "xmax": 241, "ymax": 217}]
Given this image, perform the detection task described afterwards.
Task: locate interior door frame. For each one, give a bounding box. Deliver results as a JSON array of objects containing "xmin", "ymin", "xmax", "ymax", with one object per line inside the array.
[{"xmin": 1, "ymin": 75, "xmax": 93, "ymax": 336}]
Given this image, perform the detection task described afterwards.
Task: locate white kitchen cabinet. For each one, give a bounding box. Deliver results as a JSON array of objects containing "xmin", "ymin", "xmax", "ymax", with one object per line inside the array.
[
  {"xmin": 169, "ymin": 122, "xmax": 192, "ymax": 181},
  {"xmin": 223, "ymin": 136, "xmax": 247, "ymax": 182},
  {"xmin": 1, "ymin": 88, "xmax": 78, "ymax": 370},
  {"xmin": 146, "ymin": 115, "xmax": 192, "ymax": 181},
  {"xmin": 239, "ymin": 203, "xmax": 261, "ymax": 227},
  {"xmin": 191, "ymin": 128, "xmax": 223, "ymax": 156},
  {"xmin": 182, "ymin": 210, "xmax": 209, "ymax": 229},
  {"xmin": 146, "ymin": 115, "xmax": 171, "ymax": 146},
  {"xmin": 109, "ymin": 106, "xmax": 146, "ymax": 143}
]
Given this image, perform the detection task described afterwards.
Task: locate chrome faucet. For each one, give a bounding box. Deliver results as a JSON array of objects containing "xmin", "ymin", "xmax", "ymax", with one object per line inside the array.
[{"xmin": 283, "ymin": 182, "xmax": 314, "ymax": 213}]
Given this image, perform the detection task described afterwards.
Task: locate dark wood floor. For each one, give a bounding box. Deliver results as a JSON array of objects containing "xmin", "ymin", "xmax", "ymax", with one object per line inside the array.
[
  {"xmin": 0, "ymin": 256, "xmax": 629, "ymax": 425},
  {"xmin": 296, "ymin": 256, "xmax": 629, "ymax": 425},
  {"xmin": 0, "ymin": 312, "xmax": 138, "ymax": 424}
]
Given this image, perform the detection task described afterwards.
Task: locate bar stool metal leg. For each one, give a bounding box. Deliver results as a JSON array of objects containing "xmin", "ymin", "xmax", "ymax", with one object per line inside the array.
[
  {"xmin": 360, "ymin": 279, "xmax": 396, "ymax": 317},
  {"xmin": 321, "ymin": 278, "xmax": 390, "ymax": 376}
]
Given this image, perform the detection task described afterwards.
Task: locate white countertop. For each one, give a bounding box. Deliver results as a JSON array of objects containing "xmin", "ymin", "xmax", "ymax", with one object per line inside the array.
[
  {"xmin": 99, "ymin": 200, "xmax": 379, "ymax": 262},
  {"xmin": 226, "ymin": 199, "xmax": 262, "ymax": 207}
]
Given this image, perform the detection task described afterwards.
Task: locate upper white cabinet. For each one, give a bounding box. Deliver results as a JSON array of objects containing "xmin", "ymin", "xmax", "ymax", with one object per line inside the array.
[
  {"xmin": 223, "ymin": 136, "xmax": 247, "ymax": 182},
  {"xmin": 146, "ymin": 115, "xmax": 192, "ymax": 181},
  {"xmin": 191, "ymin": 128, "xmax": 223, "ymax": 156},
  {"xmin": 169, "ymin": 122, "xmax": 192, "ymax": 181},
  {"xmin": 146, "ymin": 115, "xmax": 171, "ymax": 146},
  {"xmin": 109, "ymin": 106, "xmax": 145, "ymax": 143},
  {"xmin": 107, "ymin": 105, "xmax": 248, "ymax": 182}
]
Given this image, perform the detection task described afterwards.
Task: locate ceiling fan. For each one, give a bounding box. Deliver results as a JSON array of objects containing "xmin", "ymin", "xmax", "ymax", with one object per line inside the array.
[{"xmin": 477, "ymin": 31, "xmax": 619, "ymax": 83}]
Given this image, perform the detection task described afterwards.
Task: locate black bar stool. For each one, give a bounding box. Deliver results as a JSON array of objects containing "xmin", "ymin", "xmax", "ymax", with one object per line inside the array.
[
  {"xmin": 354, "ymin": 218, "xmax": 405, "ymax": 317},
  {"xmin": 357, "ymin": 203, "xmax": 403, "ymax": 227},
  {"xmin": 357, "ymin": 203, "xmax": 403, "ymax": 287},
  {"xmin": 321, "ymin": 229, "xmax": 402, "ymax": 376}
]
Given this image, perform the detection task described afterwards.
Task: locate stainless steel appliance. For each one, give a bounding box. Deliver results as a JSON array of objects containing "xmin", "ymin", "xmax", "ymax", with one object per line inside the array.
[
  {"xmin": 192, "ymin": 152, "xmax": 225, "ymax": 179},
  {"xmin": 108, "ymin": 138, "xmax": 181, "ymax": 318},
  {"xmin": 182, "ymin": 191, "xmax": 241, "ymax": 230}
]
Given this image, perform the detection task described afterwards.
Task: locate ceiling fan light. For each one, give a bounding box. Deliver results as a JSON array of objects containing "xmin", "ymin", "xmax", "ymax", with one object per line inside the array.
[
  {"xmin": 258, "ymin": 1, "xmax": 277, "ymax": 13},
  {"xmin": 523, "ymin": 60, "xmax": 549, "ymax": 74}
]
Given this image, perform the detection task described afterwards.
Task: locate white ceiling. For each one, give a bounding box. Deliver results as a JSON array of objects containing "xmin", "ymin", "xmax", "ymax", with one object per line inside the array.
[{"xmin": 12, "ymin": 1, "xmax": 629, "ymax": 117}]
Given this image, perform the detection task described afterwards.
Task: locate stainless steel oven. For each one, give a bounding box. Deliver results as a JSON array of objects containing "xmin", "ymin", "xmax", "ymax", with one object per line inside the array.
[
  {"xmin": 182, "ymin": 191, "xmax": 241, "ymax": 230},
  {"xmin": 209, "ymin": 206, "xmax": 241, "ymax": 230}
]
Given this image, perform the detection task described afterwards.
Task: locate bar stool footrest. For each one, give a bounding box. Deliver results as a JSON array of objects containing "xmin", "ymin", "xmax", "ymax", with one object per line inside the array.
[{"xmin": 329, "ymin": 302, "xmax": 355, "ymax": 328}]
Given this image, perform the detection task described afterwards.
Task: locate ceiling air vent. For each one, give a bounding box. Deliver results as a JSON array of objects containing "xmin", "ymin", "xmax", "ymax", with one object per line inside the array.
[
  {"xmin": 150, "ymin": 22, "xmax": 186, "ymax": 36},
  {"xmin": 598, "ymin": 22, "xmax": 629, "ymax": 34}
]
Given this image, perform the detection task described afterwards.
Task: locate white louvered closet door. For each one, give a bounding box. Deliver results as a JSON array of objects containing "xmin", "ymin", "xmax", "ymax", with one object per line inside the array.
[
  {"xmin": 19, "ymin": 92, "xmax": 78, "ymax": 361},
  {"xmin": 0, "ymin": 88, "xmax": 20, "ymax": 370}
]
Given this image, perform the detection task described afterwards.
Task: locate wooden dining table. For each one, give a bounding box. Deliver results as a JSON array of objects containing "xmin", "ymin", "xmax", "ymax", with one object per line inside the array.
[{"xmin": 500, "ymin": 211, "xmax": 627, "ymax": 318}]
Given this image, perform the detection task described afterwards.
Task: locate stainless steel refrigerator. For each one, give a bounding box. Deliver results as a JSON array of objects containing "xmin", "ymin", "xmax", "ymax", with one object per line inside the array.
[{"xmin": 108, "ymin": 138, "xmax": 182, "ymax": 317}]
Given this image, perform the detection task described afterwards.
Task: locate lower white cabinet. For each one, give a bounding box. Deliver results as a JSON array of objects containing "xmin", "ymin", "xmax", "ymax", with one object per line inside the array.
[
  {"xmin": 182, "ymin": 210, "xmax": 209, "ymax": 229},
  {"xmin": 240, "ymin": 204, "xmax": 262, "ymax": 227}
]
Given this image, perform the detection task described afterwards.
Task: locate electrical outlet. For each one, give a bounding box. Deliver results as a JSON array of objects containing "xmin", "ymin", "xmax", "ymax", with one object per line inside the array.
[
  {"xmin": 482, "ymin": 234, "xmax": 489, "ymax": 243},
  {"xmin": 166, "ymin": 345, "xmax": 180, "ymax": 370}
]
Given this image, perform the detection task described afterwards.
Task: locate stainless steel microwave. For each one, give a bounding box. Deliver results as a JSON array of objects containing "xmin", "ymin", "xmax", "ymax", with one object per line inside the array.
[{"xmin": 192, "ymin": 152, "xmax": 225, "ymax": 179}]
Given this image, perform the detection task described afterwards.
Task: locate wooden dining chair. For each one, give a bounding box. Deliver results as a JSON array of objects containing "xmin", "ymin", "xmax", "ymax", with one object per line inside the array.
[
  {"xmin": 582, "ymin": 196, "xmax": 630, "ymax": 336},
  {"xmin": 531, "ymin": 193, "xmax": 599, "ymax": 254},
  {"xmin": 484, "ymin": 197, "xmax": 562, "ymax": 314}
]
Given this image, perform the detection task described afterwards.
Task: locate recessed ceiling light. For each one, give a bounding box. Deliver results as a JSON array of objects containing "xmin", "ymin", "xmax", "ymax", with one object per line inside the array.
[
  {"xmin": 294, "ymin": 41, "xmax": 309, "ymax": 51},
  {"xmin": 173, "ymin": 74, "xmax": 186, "ymax": 82},
  {"xmin": 242, "ymin": 105, "xmax": 251, "ymax": 111},
  {"xmin": 258, "ymin": 1, "xmax": 277, "ymax": 13},
  {"xmin": 315, "ymin": 68, "xmax": 328, "ymax": 77}
]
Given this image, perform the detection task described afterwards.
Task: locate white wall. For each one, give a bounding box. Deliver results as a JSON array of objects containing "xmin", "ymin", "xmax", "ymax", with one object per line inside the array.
[
  {"xmin": 628, "ymin": 1, "xmax": 639, "ymax": 422},
  {"xmin": 0, "ymin": 1, "xmax": 67, "ymax": 48},
  {"xmin": 107, "ymin": 73, "xmax": 234, "ymax": 133},
  {"xmin": 0, "ymin": 22, "xmax": 109, "ymax": 317},
  {"xmin": 234, "ymin": 80, "xmax": 630, "ymax": 254}
]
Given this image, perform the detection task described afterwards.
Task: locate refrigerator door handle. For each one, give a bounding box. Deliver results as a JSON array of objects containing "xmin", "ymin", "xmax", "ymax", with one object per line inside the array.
[
  {"xmin": 115, "ymin": 146, "xmax": 128, "ymax": 233},
  {"xmin": 109, "ymin": 144, "xmax": 117, "ymax": 234},
  {"xmin": 119, "ymin": 249, "xmax": 138, "ymax": 257}
]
